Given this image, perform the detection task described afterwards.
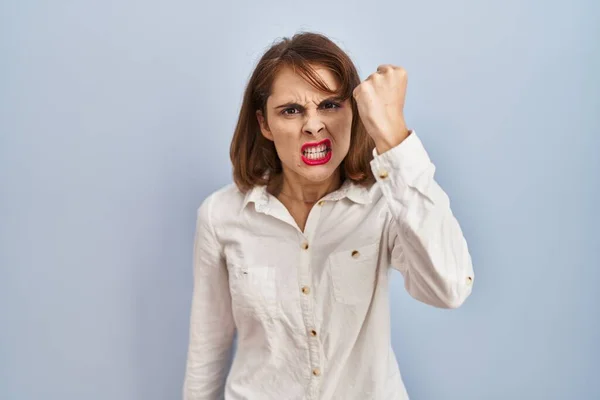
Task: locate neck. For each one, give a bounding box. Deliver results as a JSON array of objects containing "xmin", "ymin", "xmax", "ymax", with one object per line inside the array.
[{"xmin": 269, "ymin": 169, "xmax": 342, "ymax": 204}]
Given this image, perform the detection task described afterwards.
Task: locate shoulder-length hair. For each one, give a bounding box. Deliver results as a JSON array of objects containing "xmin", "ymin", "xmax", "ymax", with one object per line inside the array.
[{"xmin": 230, "ymin": 31, "xmax": 376, "ymax": 193}]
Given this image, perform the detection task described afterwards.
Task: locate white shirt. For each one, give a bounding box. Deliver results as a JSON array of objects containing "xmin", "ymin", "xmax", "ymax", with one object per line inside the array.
[{"xmin": 183, "ymin": 131, "xmax": 474, "ymax": 400}]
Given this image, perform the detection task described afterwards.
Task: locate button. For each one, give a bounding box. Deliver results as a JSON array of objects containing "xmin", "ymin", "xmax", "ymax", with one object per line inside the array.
[
  {"xmin": 378, "ymin": 170, "xmax": 389, "ymax": 179},
  {"xmin": 317, "ymin": 200, "xmax": 325, "ymax": 206},
  {"xmin": 310, "ymin": 329, "xmax": 317, "ymax": 337},
  {"xmin": 301, "ymin": 242, "xmax": 309, "ymax": 250},
  {"xmin": 466, "ymin": 276, "xmax": 473, "ymax": 285},
  {"xmin": 302, "ymin": 286, "xmax": 310, "ymax": 295},
  {"xmin": 351, "ymin": 250, "xmax": 360, "ymax": 258},
  {"xmin": 312, "ymin": 367, "xmax": 321, "ymax": 376}
]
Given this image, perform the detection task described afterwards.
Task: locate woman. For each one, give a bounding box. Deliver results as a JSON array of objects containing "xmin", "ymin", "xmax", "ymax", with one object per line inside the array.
[{"xmin": 183, "ymin": 32, "xmax": 474, "ymax": 400}]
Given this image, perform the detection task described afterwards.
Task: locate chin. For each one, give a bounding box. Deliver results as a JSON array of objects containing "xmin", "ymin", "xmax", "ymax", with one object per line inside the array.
[{"xmin": 283, "ymin": 154, "xmax": 343, "ymax": 183}]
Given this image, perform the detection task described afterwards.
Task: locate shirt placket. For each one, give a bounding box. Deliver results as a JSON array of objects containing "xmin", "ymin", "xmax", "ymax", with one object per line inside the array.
[{"xmin": 297, "ymin": 199, "xmax": 327, "ymax": 399}]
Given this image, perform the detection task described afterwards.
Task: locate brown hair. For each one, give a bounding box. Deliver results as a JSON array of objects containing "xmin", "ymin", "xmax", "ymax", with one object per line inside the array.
[{"xmin": 229, "ymin": 31, "xmax": 376, "ymax": 193}]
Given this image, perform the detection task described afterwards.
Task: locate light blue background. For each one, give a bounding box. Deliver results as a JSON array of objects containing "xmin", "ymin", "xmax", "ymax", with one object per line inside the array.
[{"xmin": 1, "ymin": 1, "xmax": 598, "ymax": 399}]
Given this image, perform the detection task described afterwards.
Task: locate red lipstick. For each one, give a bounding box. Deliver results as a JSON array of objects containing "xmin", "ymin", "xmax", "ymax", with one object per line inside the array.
[{"xmin": 301, "ymin": 138, "xmax": 332, "ymax": 166}]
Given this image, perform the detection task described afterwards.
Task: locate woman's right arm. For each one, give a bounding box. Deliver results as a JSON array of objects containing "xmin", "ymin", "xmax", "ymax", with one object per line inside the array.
[{"xmin": 183, "ymin": 194, "xmax": 235, "ymax": 400}]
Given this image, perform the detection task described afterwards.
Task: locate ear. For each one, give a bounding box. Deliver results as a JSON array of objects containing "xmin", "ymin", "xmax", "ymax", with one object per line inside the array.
[{"xmin": 256, "ymin": 109, "xmax": 274, "ymax": 141}]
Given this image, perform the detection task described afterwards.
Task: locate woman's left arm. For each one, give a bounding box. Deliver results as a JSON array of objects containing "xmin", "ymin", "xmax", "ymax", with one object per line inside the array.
[
  {"xmin": 370, "ymin": 130, "xmax": 474, "ymax": 309},
  {"xmin": 354, "ymin": 64, "xmax": 474, "ymax": 309}
]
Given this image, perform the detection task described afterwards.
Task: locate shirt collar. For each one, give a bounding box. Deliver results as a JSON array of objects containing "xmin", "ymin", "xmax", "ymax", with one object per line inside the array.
[{"xmin": 241, "ymin": 174, "xmax": 371, "ymax": 212}]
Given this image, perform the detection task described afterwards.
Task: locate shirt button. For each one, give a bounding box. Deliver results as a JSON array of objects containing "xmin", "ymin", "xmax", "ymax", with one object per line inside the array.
[
  {"xmin": 312, "ymin": 367, "xmax": 321, "ymax": 376},
  {"xmin": 310, "ymin": 329, "xmax": 317, "ymax": 337},
  {"xmin": 317, "ymin": 200, "xmax": 325, "ymax": 206},
  {"xmin": 302, "ymin": 286, "xmax": 310, "ymax": 295},
  {"xmin": 301, "ymin": 242, "xmax": 309, "ymax": 250},
  {"xmin": 351, "ymin": 250, "xmax": 360, "ymax": 258},
  {"xmin": 378, "ymin": 170, "xmax": 389, "ymax": 179}
]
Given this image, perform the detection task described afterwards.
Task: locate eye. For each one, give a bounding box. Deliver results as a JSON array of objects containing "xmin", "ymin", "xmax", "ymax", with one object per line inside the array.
[
  {"xmin": 321, "ymin": 101, "xmax": 341, "ymax": 110},
  {"xmin": 281, "ymin": 107, "xmax": 300, "ymax": 115}
]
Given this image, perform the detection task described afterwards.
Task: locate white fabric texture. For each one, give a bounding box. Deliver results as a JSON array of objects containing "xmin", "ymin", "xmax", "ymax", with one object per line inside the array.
[{"xmin": 183, "ymin": 130, "xmax": 474, "ymax": 400}]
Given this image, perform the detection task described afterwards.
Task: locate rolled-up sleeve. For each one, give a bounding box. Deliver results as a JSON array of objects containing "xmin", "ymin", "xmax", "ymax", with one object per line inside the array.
[
  {"xmin": 183, "ymin": 194, "xmax": 235, "ymax": 399},
  {"xmin": 370, "ymin": 130, "xmax": 474, "ymax": 309}
]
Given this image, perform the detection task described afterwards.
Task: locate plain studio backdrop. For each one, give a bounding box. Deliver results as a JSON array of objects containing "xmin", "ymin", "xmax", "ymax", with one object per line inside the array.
[{"xmin": 1, "ymin": 1, "xmax": 598, "ymax": 399}]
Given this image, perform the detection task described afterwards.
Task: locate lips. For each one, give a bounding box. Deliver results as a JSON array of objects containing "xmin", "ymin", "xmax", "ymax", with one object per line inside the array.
[{"xmin": 301, "ymin": 138, "xmax": 332, "ymax": 166}]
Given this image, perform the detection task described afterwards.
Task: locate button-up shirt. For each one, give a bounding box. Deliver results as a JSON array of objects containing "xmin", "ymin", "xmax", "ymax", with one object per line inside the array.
[{"xmin": 183, "ymin": 131, "xmax": 474, "ymax": 400}]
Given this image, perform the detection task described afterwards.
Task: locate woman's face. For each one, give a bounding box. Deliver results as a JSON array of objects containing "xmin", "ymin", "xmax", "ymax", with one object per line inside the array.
[{"xmin": 257, "ymin": 65, "xmax": 353, "ymax": 185}]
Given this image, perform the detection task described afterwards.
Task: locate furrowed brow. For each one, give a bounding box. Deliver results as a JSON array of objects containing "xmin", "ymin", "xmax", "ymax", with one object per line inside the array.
[{"xmin": 274, "ymin": 96, "xmax": 345, "ymax": 110}]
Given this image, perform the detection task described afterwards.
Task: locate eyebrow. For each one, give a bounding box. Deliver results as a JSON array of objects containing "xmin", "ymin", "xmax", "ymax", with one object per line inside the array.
[{"xmin": 274, "ymin": 96, "xmax": 345, "ymax": 110}]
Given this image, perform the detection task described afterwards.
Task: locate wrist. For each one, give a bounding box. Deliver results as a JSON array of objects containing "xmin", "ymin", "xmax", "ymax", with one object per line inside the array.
[{"xmin": 372, "ymin": 127, "xmax": 410, "ymax": 155}]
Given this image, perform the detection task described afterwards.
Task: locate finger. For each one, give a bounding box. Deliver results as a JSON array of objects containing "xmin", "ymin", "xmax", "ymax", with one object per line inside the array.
[
  {"xmin": 376, "ymin": 64, "xmax": 395, "ymax": 74},
  {"xmin": 353, "ymin": 81, "xmax": 372, "ymax": 98},
  {"xmin": 366, "ymin": 71, "xmax": 382, "ymax": 81}
]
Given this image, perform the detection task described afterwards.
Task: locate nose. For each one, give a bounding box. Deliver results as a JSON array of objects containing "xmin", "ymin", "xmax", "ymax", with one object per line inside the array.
[{"xmin": 302, "ymin": 115, "xmax": 325, "ymax": 136}]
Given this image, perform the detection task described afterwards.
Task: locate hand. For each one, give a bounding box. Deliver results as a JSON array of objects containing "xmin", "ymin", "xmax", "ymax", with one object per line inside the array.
[{"xmin": 352, "ymin": 64, "xmax": 410, "ymax": 153}]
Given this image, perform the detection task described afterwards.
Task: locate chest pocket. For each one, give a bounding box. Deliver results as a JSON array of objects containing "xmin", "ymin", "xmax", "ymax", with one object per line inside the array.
[
  {"xmin": 228, "ymin": 264, "xmax": 278, "ymax": 319},
  {"xmin": 328, "ymin": 241, "xmax": 380, "ymax": 305}
]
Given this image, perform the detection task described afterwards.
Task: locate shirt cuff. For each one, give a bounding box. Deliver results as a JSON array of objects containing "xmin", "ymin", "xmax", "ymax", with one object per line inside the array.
[{"xmin": 369, "ymin": 130, "xmax": 432, "ymax": 187}]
